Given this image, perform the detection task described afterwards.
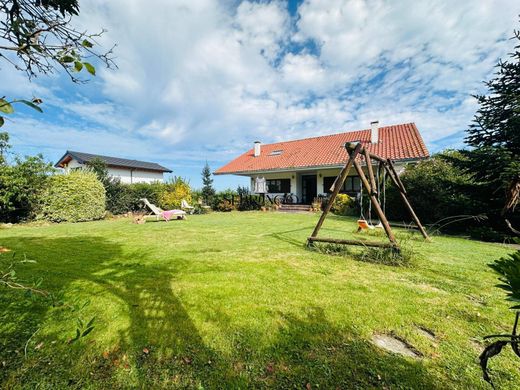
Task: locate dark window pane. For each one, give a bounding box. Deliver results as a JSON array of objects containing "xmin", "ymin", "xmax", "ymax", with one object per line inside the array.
[
  {"xmin": 266, "ymin": 178, "xmax": 291, "ymax": 193},
  {"xmin": 280, "ymin": 179, "xmax": 291, "ymax": 193},
  {"xmin": 323, "ymin": 177, "xmax": 335, "ymax": 193}
]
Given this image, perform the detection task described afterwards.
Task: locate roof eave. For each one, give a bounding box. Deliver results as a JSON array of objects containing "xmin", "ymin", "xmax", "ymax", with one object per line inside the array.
[{"xmin": 214, "ymin": 156, "xmax": 427, "ymax": 176}]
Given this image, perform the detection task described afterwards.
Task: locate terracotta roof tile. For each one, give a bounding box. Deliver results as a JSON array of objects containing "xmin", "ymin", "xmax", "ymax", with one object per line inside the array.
[{"xmin": 215, "ymin": 123, "xmax": 429, "ymax": 175}]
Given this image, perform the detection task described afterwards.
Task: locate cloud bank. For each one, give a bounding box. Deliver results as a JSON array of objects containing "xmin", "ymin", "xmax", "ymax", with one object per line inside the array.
[{"xmin": 3, "ymin": 0, "xmax": 518, "ymax": 188}]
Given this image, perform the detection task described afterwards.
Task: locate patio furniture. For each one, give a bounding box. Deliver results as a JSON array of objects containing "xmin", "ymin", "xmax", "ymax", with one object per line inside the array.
[
  {"xmin": 181, "ymin": 199, "xmax": 195, "ymax": 214},
  {"xmin": 139, "ymin": 198, "xmax": 186, "ymax": 221}
]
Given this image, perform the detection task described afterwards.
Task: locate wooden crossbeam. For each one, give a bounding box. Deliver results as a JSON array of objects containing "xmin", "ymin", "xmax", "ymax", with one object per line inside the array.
[{"xmin": 308, "ymin": 237, "xmax": 395, "ymax": 248}]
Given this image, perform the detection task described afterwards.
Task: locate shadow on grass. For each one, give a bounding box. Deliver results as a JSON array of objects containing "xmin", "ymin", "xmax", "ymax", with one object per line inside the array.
[
  {"xmin": 1, "ymin": 234, "xmax": 437, "ymax": 388},
  {"xmin": 268, "ymin": 226, "xmax": 315, "ymax": 248}
]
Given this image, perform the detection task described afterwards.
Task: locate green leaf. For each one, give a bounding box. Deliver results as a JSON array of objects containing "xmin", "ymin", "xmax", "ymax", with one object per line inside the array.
[
  {"xmin": 86, "ymin": 317, "xmax": 95, "ymax": 328},
  {"xmin": 82, "ymin": 39, "xmax": 93, "ymax": 48},
  {"xmin": 0, "ymin": 99, "xmax": 14, "ymax": 114},
  {"xmin": 83, "ymin": 62, "xmax": 96, "ymax": 76},
  {"xmin": 70, "ymin": 328, "xmax": 81, "ymax": 343},
  {"xmin": 61, "ymin": 55, "xmax": 75, "ymax": 63},
  {"xmin": 0, "ymin": 116, "xmax": 4, "ymax": 127},
  {"xmin": 17, "ymin": 100, "xmax": 43, "ymax": 113},
  {"xmin": 74, "ymin": 61, "xmax": 83, "ymax": 72},
  {"xmin": 82, "ymin": 326, "xmax": 94, "ymax": 337}
]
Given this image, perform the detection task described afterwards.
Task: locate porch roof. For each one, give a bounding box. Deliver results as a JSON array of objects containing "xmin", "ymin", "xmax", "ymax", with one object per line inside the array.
[{"xmin": 215, "ymin": 123, "xmax": 429, "ymax": 175}]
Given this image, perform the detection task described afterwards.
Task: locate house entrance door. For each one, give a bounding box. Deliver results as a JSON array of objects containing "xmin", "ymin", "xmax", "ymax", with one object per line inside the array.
[{"xmin": 301, "ymin": 175, "xmax": 317, "ymax": 204}]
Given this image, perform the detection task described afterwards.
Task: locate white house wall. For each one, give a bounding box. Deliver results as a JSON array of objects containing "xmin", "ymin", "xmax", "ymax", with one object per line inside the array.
[
  {"xmin": 250, "ymin": 172, "xmax": 297, "ymax": 198},
  {"xmin": 62, "ymin": 158, "xmax": 164, "ymax": 183},
  {"xmin": 246, "ymin": 161, "xmax": 410, "ymax": 202},
  {"xmin": 107, "ymin": 167, "xmax": 164, "ymax": 184}
]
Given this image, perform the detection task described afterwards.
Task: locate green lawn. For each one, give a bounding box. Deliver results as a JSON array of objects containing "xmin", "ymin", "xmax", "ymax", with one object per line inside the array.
[{"xmin": 1, "ymin": 212, "xmax": 519, "ymax": 389}]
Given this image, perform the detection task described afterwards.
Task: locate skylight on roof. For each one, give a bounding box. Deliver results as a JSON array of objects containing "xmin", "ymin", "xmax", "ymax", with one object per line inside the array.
[{"xmin": 269, "ymin": 150, "xmax": 283, "ymax": 156}]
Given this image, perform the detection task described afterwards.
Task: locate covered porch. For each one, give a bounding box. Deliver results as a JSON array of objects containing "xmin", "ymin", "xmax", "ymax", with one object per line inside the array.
[{"xmin": 248, "ymin": 167, "xmax": 363, "ymax": 205}]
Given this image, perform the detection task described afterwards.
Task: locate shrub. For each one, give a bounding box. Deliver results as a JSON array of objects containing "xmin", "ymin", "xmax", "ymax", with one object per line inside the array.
[
  {"xmin": 480, "ymin": 250, "xmax": 520, "ymax": 385},
  {"xmin": 39, "ymin": 171, "xmax": 105, "ymax": 222},
  {"xmin": 330, "ymin": 193, "xmax": 355, "ymax": 216},
  {"xmin": 85, "ymin": 157, "xmax": 132, "ymax": 215},
  {"xmin": 158, "ymin": 177, "xmax": 191, "ymax": 210},
  {"xmin": 215, "ymin": 199, "xmax": 234, "ymax": 212},
  {"xmin": 211, "ymin": 189, "xmax": 237, "ymax": 210},
  {"xmin": 469, "ymin": 226, "xmax": 509, "ymax": 243},
  {"xmin": 0, "ymin": 155, "xmax": 54, "ymax": 222},
  {"xmin": 385, "ymin": 151, "xmax": 479, "ymax": 232},
  {"xmin": 126, "ymin": 182, "xmax": 162, "ymax": 211},
  {"xmin": 104, "ymin": 178, "xmax": 132, "ymax": 215},
  {"xmin": 237, "ymin": 196, "xmax": 262, "ymax": 211}
]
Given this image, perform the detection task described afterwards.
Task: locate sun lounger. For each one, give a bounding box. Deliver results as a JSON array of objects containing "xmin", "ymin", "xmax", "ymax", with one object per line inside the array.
[{"xmin": 139, "ymin": 198, "xmax": 186, "ymax": 221}]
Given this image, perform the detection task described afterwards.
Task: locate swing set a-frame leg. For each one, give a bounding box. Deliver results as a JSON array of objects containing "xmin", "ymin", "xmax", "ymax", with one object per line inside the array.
[
  {"xmin": 309, "ymin": 143, "xmax": 362, "ymax": 241},
  {"xmin": 352, "ymin": 158, "xmax": 398, "ymax": 249},
  {"xmin": 384, "ymin": 159, "xmax": 430, "ymax": 241}
]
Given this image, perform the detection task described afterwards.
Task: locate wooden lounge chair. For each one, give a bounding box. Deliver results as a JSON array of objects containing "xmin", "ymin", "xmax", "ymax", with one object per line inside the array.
[
  {"xmin": 139, "ymin": 198, "xmax": 187, "ymax": 221},
  {"xmin": 181, "ymin": 199, "xmax": 195, "ymax": 214}
]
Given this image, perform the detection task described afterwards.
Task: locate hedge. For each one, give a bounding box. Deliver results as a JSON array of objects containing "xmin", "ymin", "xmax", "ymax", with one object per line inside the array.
[{"xmin": 39, "ymin": 171, "xmax": 106, "ymax": 222}]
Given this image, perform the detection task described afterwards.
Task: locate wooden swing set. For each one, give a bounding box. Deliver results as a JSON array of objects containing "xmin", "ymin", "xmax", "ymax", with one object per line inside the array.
[{"xmin": 307, "ymin": 142, "xmax": 430, "ymax": 251}]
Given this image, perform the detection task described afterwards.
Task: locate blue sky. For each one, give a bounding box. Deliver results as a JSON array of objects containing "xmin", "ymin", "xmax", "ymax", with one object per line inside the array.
[{"xmin": 2, "ymin": 0, "xmax": 518, "ymax": 190}]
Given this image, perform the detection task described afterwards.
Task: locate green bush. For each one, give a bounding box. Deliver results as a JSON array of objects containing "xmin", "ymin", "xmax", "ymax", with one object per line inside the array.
[
  {"xmin": 215, "ymin": 199, "xmax": 235, "ymax": 212},
  {"xmin": 126, "ymin": 182, "xmax": 162, "ymax": 211},
  {"xmin": 330, "ymin": 193, "xmax": 355, "ymax": 216},
  {"xmin": 39, "ymin": 171, "xmax": 106, "ymax": 222},
  {"xmin": 385, "ymin": 151, "xmax": 479, "ymax": 232},
  {"xmin": 211, "ymin": 189, "xmax": 237, "ymax": 211},
  {"xmin": 0, "ymin": 155, "xmax": 54, "ymax": 222},
  {"xmin": 469, "ymin": 227, "xmax": 509, "ymax": 243},
  {"xmin": 158, "ymin": 177, "xmax": 191, "ymax": 210},
  {"xmin": 104, "ymin": 178, "xmax": 132, "ymax": 215}
]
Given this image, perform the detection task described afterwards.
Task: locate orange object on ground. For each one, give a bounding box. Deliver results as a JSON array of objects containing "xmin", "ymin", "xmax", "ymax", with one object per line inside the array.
[{"xmin": 357, "ymin": 220, "xmax": 373, "ymax": 230}]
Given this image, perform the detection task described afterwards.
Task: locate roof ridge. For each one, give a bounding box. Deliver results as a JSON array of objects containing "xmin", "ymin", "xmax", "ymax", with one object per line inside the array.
[
  {"xmin": 57, "ymin": 150, "xmax": 172, "ymax": 172},
  {"xmin": 68, "ymin": 150, "xmax": 160, "ymax": 165},
  {"xmin": 254, "ymin": 122, "xmax": 416, "ymax": 148}
]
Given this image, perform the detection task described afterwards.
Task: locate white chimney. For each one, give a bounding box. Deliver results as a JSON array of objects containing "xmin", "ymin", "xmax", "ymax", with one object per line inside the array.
[
  {"xmin": 254, "ymin": 141, "xmax": 261, "ymax": 157},
  {"xmin": 370, "ymin": 120, "xmax": 379, "ymax": 143}
]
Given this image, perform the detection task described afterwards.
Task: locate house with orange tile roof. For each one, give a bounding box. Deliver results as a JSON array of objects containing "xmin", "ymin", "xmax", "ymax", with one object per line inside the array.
[{"xmin": 215, "ymin": 122, "xmax": 429, "ymax": 204}]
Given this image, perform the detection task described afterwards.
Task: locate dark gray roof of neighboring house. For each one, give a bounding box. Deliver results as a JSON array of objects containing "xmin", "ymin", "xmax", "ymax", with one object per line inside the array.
[{"xmin": 55, "ymin": 150, "xmax": 172, "ymax": 173}]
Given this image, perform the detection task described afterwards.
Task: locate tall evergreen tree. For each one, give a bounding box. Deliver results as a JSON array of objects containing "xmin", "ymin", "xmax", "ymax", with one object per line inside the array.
[
  {"xmin": 461, "ymin": 27, "xmax": 520, "ymax": 234},
  {"xmin": 201, "ymin": 162, "xmax": 215, "ymax": 202}
]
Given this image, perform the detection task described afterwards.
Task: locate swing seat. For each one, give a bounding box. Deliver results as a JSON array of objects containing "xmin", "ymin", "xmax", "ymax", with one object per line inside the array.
[{"xmin": 357, "ymin": 219, "xmax": 374, "ymax": 230}]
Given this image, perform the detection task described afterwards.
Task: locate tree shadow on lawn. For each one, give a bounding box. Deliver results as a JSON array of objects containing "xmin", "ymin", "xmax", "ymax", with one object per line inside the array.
[{"xmin": 1, "ymin": 234, "xmax": 438, "ymax": 388}]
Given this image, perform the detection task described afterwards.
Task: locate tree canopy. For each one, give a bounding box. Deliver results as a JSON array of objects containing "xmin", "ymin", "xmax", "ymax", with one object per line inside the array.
[
  {"xmin": 458, "ymin": 27, "xmax": 520, "ymax": 234},
  {"xmin": 0, "ymin": 0, "xmax": 115, "ymax": 80},
  {"xmin": 201, "ymin": 162, "xmax": 215, "ymax": 201},
  {"xmin": 0, "ymin": 0, "xmax": 116, "ymax": 127}
]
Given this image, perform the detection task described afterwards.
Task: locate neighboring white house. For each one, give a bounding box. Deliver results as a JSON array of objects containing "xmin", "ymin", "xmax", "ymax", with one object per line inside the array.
[
  {"xmin": 215, "ymin": 122, "xmax": 429, "ymax": 204},
  {"xmin": 55, "ymin": 151, "xmax": 172, "ymax": 184}
]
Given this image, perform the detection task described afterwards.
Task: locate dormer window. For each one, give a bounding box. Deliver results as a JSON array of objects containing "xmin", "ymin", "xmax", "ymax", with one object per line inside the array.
[{"xmin": 269, "ymin": 150, "xmax": 283, "ymax": 156}]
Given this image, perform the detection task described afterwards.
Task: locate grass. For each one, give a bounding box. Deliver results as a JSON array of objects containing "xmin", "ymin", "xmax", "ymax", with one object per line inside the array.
[{"xmin": 1, "ymin": 211, "xmax": 519, "ymax": 389}]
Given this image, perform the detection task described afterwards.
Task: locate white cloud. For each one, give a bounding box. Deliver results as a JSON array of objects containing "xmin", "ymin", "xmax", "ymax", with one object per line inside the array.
[{"xmin": 2, "ymin": 0, "xmax": 519, "ymax": 188}]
